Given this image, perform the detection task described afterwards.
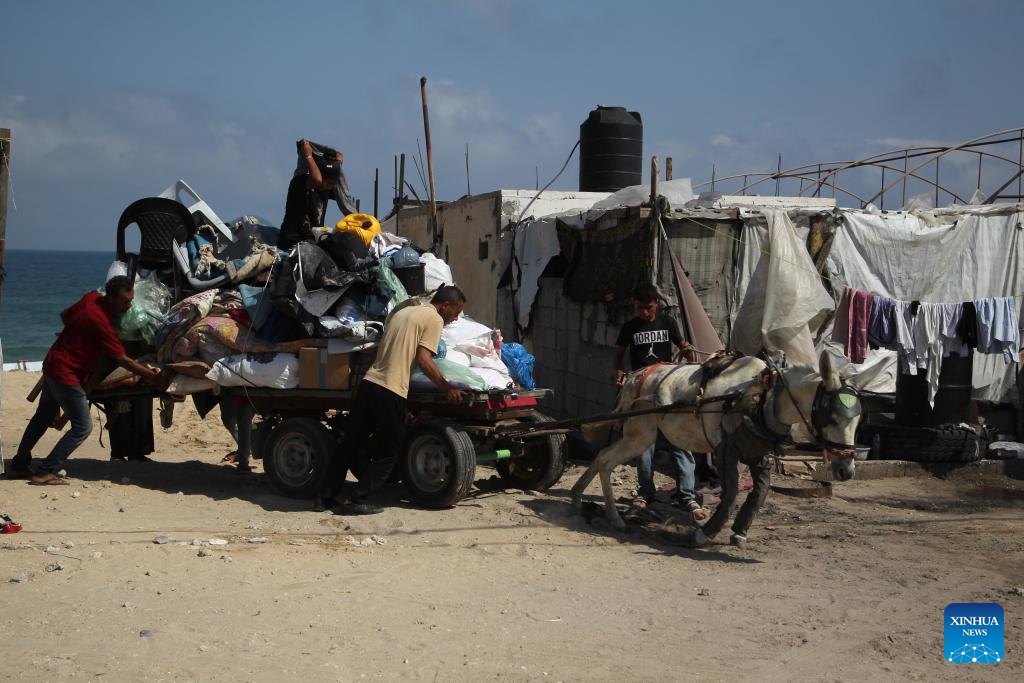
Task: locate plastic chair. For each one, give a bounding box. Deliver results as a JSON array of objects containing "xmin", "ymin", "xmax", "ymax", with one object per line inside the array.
[
  {"xmin": 116, "ymin": 197, "xmax": 195, "ymax": 301},
  {"xmin": 158, "ymin": 179, "xmax": 233, "ymax": 293}
]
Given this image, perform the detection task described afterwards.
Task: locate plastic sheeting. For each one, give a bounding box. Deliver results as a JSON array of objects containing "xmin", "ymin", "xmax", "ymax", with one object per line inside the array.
[
  {"xmin": 730, "ymin": 209, "xmax": 834, "ymax": 368},
  {"xmin": 828, "ymin": 206, "xmax": 1024, "ymax": 401}
]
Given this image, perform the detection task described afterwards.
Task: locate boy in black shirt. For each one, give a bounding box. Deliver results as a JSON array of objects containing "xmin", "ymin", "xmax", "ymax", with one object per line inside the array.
[{"xmin": 614, "ymin": 284, "xmax": 706, "ymax": 521}]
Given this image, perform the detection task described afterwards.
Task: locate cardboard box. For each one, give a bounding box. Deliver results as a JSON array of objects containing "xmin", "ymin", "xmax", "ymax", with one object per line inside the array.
[{"xmin": 299, "ymin": 348, "xmax": 351, "ymax": 390}]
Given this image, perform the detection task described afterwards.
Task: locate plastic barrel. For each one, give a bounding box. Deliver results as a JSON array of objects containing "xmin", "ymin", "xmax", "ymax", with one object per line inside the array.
[
  {"xmin": 895, "ymin": 350, "xmax": 973, "ymax": 427},
  {"xmin": 579, "ymin": 106, "xmax": 643, "ymax": 192}
]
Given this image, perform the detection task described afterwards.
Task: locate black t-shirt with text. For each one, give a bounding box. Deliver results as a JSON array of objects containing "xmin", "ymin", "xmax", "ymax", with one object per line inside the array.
[{"xmin": 616, "ymin": 314, "xmax": 684, "ymax": 370}]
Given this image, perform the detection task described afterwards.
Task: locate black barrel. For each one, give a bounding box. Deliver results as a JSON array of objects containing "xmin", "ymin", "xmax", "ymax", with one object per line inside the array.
[
  {"xmin": 579, "ymin": 106, "xmax": 643, "ymax": 192},
  {"xmin": 895, "ymin": 350, "xmax": 973, "ymax": 427}
]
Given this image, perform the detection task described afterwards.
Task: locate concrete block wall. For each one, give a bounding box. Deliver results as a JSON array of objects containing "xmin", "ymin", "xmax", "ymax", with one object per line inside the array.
[{"xmin": 530, "ymin": 277, "xmax": 619, "ymax": 419}]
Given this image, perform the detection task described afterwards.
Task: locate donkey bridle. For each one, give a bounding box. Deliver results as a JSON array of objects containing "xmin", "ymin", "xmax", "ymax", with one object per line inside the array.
[{"xmin": 761, "ymin": 357, "xmax": 863, "ymax": 457}]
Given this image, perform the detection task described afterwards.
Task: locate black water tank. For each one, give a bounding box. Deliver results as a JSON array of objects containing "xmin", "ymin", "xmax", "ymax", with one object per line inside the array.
[{"xmin": 579, "ymin": 106, "xmax": 643, "ymax": 192}]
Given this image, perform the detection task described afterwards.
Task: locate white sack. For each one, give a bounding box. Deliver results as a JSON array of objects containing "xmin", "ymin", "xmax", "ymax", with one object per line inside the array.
[
  {"xmin": 206, "ymin": 353, "xmax": 300, "ymax": 389},
  {"xmin": 420, "ymin": 252, "xmax": 454, "ymax": 291}
]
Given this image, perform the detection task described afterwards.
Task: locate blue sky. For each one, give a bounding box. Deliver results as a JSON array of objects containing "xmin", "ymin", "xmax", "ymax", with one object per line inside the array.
[{"xmin": 1, "ymin": 0, "xmax": 1021, "ymax": 251}]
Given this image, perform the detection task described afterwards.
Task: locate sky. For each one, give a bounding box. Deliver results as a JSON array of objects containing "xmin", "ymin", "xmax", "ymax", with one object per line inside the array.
[{"xmin": 1, "ymin": 0, "xmax": 1022, "ymax": 251}]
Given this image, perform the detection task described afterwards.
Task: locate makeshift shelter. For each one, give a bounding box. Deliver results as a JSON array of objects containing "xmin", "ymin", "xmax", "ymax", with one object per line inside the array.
[{"xmin": 493, "ymin": 182, "xmax": 1023, "ymax": 435}]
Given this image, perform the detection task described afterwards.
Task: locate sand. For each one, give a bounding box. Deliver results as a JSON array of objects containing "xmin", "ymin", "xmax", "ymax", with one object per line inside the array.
[{"xmin": 1, "ymin": 368, "xmax": 1022, "ymax": 681}]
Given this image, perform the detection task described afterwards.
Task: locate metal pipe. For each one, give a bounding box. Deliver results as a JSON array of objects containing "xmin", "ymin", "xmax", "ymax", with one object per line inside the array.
[{"xmin": 373, "ymin": 167, "xmax": 379, "ymax": 217}]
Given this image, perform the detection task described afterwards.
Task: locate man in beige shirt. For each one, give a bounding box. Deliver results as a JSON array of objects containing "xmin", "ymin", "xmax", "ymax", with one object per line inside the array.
[{"xmin": 317, "ymin": 285, "xmax": 467, "ymax": 515}]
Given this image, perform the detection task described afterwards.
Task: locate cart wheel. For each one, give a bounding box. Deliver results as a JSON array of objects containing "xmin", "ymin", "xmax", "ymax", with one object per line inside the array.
[
  {"xmin": 496, "ymin": 411, "xmax": 567, "ymax": 491},
  {"xmin": 250, "ymin": 417, "xmax": 279, "ymax": 461},
  {"xmin": 263, "ymin": 417, "xmax": 334, "ymax": 499},
  {"xmin": 402, "ymin": 420, "xmax": 476, "ymax": 509}
]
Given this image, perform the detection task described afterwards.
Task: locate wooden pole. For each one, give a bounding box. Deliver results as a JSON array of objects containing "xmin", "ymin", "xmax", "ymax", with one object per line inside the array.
[
  {"xmin": 650, "ymin": 155, "xmax": 659, "ymax": 206},
  {"xmin": 420, "ymin": 77, "xmax": 439, "ymax": 248},
  {"xmin": 666, "ymin": 157, "xmax": 673, "ymax": 181},
  {"xmin": 373, "ymin": 167, "xmax": 379, "ymax": 217},
  {"xmin": 397, "ymin": 153, "xmax": 406, "ymax": 233},
  {"xmin": 0, "ymin": 128, "xmax": 9, "ymax": 306}
]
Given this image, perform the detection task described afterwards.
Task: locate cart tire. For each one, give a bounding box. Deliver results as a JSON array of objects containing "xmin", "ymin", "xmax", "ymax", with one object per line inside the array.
[
  {"xmin": 263, "ymin": 417, "xmax": 334, "ymax": 499},
  {"xmin": 402, "ymin": 420, "xmax": 476, "ymax": 509},
  {"xmin": 496, "ymin": 411, "xmax": 567, "ymax": 491}
]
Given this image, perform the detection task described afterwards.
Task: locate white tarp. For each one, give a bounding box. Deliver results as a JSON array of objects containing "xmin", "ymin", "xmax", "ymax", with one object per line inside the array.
[
  {"xmin": 827, "ymin": 205, "xmax": 1024, "ymax": 401},
  {"xmin": 730, "ymin": 209, "xmax": 834, "ymax": 368}
]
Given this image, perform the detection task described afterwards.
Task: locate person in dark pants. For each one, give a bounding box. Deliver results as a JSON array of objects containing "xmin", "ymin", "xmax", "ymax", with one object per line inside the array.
[
  {"xmin": 317, "ymin": 286, "xmax": 467, "ymax": 515},
  {"xmin": 6, "ymin": 276, "xmax": 164, "ymax": 484},
  {"xmin": 693, "ymin": 415, "xmax": 774, "ymax": 549},
  {"xmin": 613, "ymin": 283, "xmax": 706, "ymax": 521},
  {"xmin": 107, "ymin": 398, "xmax": 155, "ymax": 462},
  {"xmin": 220, "ymin": 398, "xmax": 254, "ymax": 474}
]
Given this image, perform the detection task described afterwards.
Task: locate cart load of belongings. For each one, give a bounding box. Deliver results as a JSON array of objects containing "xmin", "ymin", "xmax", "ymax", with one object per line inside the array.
[{"xmin": 96, "ymin": 215, "xmax": 531, "ymax": 395}]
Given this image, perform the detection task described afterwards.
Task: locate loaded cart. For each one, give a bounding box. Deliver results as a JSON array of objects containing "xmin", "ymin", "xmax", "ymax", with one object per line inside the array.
[{"xmin": 215, "ymin": 384, "xmax": 566, "ymax": 508}]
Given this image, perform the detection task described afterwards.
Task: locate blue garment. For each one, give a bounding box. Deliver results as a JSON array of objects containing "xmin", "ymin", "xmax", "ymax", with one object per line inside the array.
[
  {"xmin": 636, "ymin": 432, "xmax": 697, "ymax": 502},
  {"xmin": 13, "ymin": 377, "xmax": 92, "ymax": 474},
  {"xmin": 974, "ymin": 297, "xmax": 1020, "ymax": 363},
  {"xmin": 867, "ymin": 294, "xmax": 897, "ymax": 349}
]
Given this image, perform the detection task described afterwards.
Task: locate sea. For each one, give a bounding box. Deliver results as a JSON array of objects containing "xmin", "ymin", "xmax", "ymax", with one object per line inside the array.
[{"xmin": 1, "ymin": 250, "xmax": 115, "ymax": 363}]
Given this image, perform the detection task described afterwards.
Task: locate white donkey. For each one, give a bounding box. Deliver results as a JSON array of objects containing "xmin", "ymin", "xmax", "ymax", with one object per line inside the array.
[{"xmin": 570, "ymin": 352, "xmax": 862, "ymax": 534}]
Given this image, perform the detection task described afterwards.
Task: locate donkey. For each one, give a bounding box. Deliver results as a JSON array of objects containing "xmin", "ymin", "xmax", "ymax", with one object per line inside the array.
[{"xmin": 570, "ymin": 351, "xmax": 862, "ymax": 534}]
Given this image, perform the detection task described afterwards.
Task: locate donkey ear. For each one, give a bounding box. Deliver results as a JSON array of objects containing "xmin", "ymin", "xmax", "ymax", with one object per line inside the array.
[{"xmin": 819, "ymin": 350, "xmax": 840, "ymax": 389}]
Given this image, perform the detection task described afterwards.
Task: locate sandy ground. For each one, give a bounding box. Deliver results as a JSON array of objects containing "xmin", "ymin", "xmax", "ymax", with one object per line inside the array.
[{"xmin": 1, "ymin": 368, "xmax": 1023, "ymax": 682}]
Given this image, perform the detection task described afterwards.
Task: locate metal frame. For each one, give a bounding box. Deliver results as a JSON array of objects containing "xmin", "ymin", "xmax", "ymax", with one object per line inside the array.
[{"xmin": 695, "ymin": 127, "xmax": 1024, "ymax": 209}]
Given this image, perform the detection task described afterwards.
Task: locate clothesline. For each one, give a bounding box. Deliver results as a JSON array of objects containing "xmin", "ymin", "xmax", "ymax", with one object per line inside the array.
[{"xmin": 834, "ymin": 287, "xmax": 1021, "ymax": 406}]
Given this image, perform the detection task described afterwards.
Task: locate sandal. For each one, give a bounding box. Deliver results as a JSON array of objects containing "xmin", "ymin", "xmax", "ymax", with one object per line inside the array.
[
  {"xmin": 631, "ymin": 496, "xmax": 653, "ymax": 511},
  {"xmin": 221, "ymin": 452, "xmax": 238, "ymax": 464},
  {"xmin": 675, "ymin": 498, "xmax": 708, "ymax": 522}
]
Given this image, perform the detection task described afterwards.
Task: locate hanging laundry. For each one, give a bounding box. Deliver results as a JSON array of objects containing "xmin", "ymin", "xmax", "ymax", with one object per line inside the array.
[
  {"xmin": 832, "ymin": 287, "xmax": 873, "ymax": 363},
  {"xmin": 867, "ymin": 294, "xmax": 897, "ymax": 349},
  {"xmin": 938, "ymin": 303, "xmax": 968, "ymax": 358},
  {"xmin": 956, "ymin": 301, "xmax": 978, "ymax": 349},
  {"xmin": 893, "ymin": 300, "xmax": 917, "ymax": 375},
  {"xmin": 975, "ymin": 297, "xmax": 1021, "ymax": 363}
]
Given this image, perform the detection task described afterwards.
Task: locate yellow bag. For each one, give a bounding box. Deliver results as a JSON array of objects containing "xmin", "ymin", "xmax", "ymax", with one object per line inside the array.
[{"xmin": 335, "ymin": 213, "xmax": 381, "ymax": 247}]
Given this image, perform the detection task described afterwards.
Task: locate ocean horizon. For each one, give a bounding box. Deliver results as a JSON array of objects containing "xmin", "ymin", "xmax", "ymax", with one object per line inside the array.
[{"xmin": 1, "ymin": 249, "xmax": 115, "ymax": 362}]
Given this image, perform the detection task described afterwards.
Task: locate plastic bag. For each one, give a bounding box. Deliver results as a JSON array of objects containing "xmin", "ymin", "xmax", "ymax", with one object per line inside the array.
[
  {"xmin": 501, "ymin": 342, "xmax": 536, "ymax": 390},
  {"xmin": 420, "ymin": 252, "xmax": 454, "ymax": 292},
  {"xmin": 410, "ymin": 357, "xmax": 486, "ymax": 391},
  {"xmin": 115, "ymin": 273, "xmax": 173, "ymax": 343},
  {"xmin": 106, "ymin": 260, "xmax": 129, "ymax": 281}
]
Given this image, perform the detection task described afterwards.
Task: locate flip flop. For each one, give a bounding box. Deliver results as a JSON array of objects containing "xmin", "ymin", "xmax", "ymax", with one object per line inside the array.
[{"xmin": 29, "ymin": 474, "xmax": 70, "ymax": 486}]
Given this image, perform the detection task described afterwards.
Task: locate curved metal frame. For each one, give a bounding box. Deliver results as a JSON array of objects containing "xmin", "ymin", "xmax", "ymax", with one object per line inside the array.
[{"xmin": 695, "ymin": 127, "xmax": 1024, "ymax": 208}]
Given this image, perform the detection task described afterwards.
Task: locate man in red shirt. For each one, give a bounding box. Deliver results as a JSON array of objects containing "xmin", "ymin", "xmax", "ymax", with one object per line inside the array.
[{"xmin": 6, "ymin": 276, "xmax": 163, "ymax": 485}]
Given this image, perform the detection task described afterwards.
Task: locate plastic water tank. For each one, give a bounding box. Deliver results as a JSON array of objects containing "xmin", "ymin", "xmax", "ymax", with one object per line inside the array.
[{"xmin": 579, "ymin": 106, "xmax": 643, "ymax": 192}]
